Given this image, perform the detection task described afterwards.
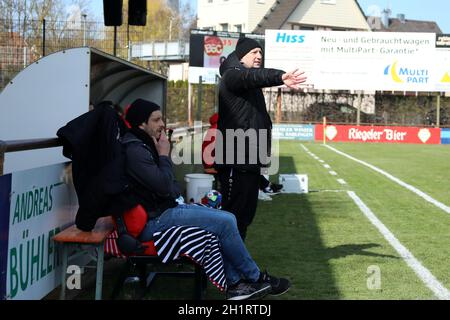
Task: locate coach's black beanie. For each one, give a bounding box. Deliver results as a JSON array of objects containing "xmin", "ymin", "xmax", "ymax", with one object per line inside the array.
[
  {"xmin": 125, "ymin": 99, "xmax": 161, "ymax": 128},
  {"xmin": 235, "ymin": 37, "xmax": 262, "ymax": 60}
]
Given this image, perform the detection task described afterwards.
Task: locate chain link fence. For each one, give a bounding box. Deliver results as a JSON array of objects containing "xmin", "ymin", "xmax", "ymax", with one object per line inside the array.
[{"xmin": 0, "ymin": 18, "xmax": 147, "ymax": 91}]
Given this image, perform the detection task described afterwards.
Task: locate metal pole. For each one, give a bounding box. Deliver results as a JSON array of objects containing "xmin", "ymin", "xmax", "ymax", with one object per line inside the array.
[
  {"xmin": 276, "ymin": 88, "xmax": 282, "ymax": 124},
  {"xmin": 188, "ymin": 82, "xmax": 192, "ymax": 127},
  {"xmin": 82, "ymin": 14, "xmax": 87, "ymax": 46},
  {"xmin": 128, "ymin": 40, "xmax": 132, "ymax": 61},
  {"xmin": 357, "ymin": 92, "xmax": 361, "ymax": 126},
  {"xmin": 436, "ymin": 93, "xmax": 441, "ymax": 128},
  {"xmin": 0, "ymin": 140, "xmax": 6, "ymax": 176},
  {"xmin": 197, "ymin": 76, "xmax": 203, "ymax": 121},
  {"xmin": 42, "ymin": 19, "xmax": 46, "ymax": 57},
  {"xmin": 127, "ymin": 23, "xmax": 131, "ymax": 61},
  {"xmin": 23, "ymin": 46, "xmax": 27, "ymax": 68},
  {"xmin": 113, "ymin": 26, "xmax": 117, "ymax": 56},
  {"xmin": 214, "ymin": 74, "xmax": 220, "ymax": 113}
]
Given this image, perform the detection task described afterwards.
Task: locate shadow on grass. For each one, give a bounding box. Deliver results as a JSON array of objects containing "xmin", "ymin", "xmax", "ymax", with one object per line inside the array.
[
  {"xmin": 247, "ymin": 156, "xmax": 340, "ymax": 299},
  {"xmin": 323, "ymin": 244, "xmax": 398, "ymax": 260},
  {"xmin": 57, "ymin": 155, "xmax": 402, "ymax": 300}
]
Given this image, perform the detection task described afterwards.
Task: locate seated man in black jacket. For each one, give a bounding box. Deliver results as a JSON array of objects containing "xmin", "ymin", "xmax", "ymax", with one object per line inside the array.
[{"xmin": 122, "ymin": 99, "xmax": 291, "ymax": 300}]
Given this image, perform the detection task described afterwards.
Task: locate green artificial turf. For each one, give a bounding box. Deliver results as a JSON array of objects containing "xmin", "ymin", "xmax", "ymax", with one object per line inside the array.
[{"xmin": 69, "ymin": 140, "xmax": 450, "ymax": 300}]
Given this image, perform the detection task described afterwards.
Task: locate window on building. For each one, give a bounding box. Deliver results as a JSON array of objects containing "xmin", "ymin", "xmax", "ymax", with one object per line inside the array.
[
  {"xmin": 291, "ymin": 23, "xmax": 314, "ymax": 30},
  {"xmin": 220, "ymin": 23, "xmax": 229, "ymax": 31},
  {"xmin": 208, "ymin": 0, "xmax": 213, "ymax": 3},
  {"xmin": 235, "ymin": 24, "xmax": 242, "ymax": 32}
]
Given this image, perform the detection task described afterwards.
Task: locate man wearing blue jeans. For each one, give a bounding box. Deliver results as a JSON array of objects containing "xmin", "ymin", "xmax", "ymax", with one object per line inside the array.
[{"xmin": 122, "ymin": 99, "xmax": 290, "ymax": 300}]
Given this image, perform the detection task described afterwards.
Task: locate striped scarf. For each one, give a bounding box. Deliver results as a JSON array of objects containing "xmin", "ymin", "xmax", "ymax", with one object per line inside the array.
[{"xmin": 153, "ymin": 225, "xmax": 227, "ymax": 291}]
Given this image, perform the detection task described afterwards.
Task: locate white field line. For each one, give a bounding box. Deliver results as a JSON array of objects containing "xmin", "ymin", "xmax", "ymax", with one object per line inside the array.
[
  {"xmin": 301, "ymin": 144, "xmax": 449, "ymax": 298},
  {"xmin": 324, "ymin": 145, "xmax": 450, "ymax": 215},
  {"xmin": 347, "ymin": 191, "xmax": 450, "ymax": 300}
]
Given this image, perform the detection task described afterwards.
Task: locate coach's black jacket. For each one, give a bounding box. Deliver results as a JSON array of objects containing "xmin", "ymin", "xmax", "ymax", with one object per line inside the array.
[{"xmin": 217, "ymin": 52, "xmax": 285, "ymax": 172}]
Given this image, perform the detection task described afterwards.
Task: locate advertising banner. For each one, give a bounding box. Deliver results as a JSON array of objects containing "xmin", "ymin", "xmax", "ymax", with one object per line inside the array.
[
  {"xmin": 5, "ymin": 163, "xmax": 77, "ymax": 300},
  {"xmin": 441, "ymin": 128, "xmax": 450, "ymax": 144},
  {"xmin": 273, "ymin": 124, "xmax": 314, "ymax": 141},
  {"xmin": 189, "ymin": 29, "xmax": 264, "ymax": 84},
  {"xmin": 265, "ymin": 30, "xmax": 450, "ymax": 92},
  {"xmin": 434, "ymin": 34, "xmax": 450, "ymax": 92},
  {"xmin": 264, "ymin": 30, "xmax": 318, "ymax": 89},
  {"xmin": 315, "ymin": 124, "xmax": 441, "ymax": 145}
]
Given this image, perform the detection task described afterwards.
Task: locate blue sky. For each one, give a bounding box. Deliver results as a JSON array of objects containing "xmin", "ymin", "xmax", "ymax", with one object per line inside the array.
[
  {"xmin": 87, "ymin": 0, "xmax": 450, "ymax": 33},
  {"xmin": 357, "ymin": 0, "xmax": 450, "ymax": 33}
]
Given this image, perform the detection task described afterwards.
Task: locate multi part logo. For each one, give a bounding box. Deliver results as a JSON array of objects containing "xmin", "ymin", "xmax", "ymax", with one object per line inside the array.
[
  {"xmin": 384, "ymin": 61, "xmax": 429, "ymax": 84},
  {"xmin": 275, "ymin": 32, "xmax": 306, "ymax": 44}
]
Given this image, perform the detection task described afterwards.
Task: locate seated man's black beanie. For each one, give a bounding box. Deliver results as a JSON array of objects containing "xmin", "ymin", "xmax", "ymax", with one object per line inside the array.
[
  {"xmin": 235, "ymin": 38, "xmax": 262, "ymax": 60},
  {"xmin": 125, "ymin": 99, "xmax": 161, "ymax": 128}
]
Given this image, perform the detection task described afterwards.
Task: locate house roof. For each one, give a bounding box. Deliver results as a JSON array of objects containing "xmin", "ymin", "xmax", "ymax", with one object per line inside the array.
[
  {"xmin": 253, "ymin": 0, "xmax": 369, "ymax": 34},
  {"xmin": 252, "ymin": 0, "xmax": 442, "ymax": 34},
  {"xmin": 368, "ymin": 16, "xmax": 442, "ymax": 33},
  {"xmin": 253, "ymin": 0, "xmax": 303, "ymax": 34}
]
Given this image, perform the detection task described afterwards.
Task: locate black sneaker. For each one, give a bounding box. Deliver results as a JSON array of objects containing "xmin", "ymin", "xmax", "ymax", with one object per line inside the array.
[
  {"xmin": 259, "ymin": 271, "xmax": 291, "ymax": 296},
  {"xmin": 263, "ymin": 183, "xmax": 283, "ymax": 195},
  {"xmin": 270, "ymin": 183, "xmax": 284, "ymax": 193},
  {"xmin": 226, "ymin": 281, "xmax": 271, "ymax": 300}
]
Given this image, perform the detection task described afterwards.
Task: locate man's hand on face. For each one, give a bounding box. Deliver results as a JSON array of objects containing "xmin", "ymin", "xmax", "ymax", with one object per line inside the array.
[
  {"xmin": 282, "ymin": 69, "xmax": 308, "ymax": 89},
  {"xmin": 153, "ymin": 130, "xmax": 171, "ymax": 157}
]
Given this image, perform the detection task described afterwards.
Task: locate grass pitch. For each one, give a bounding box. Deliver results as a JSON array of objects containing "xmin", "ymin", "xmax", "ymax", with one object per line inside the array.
[{"xmin": 70, "ymin": 140, "xmax": 450, "ymax": 300}]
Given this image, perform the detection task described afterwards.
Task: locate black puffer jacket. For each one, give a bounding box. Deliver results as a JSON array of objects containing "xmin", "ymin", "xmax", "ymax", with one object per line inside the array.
[
  {"xmin": 217, "ymin": 52, "xmax": 285, "ymax": 172},
  {"xmin": 121, "ymin": 131, "xmax": 180, "ymax": 217}
]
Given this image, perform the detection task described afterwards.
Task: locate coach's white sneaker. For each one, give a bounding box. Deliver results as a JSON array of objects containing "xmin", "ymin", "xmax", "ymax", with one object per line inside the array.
[{"xmin": 258, "ymin": 190, "xmax": 272, "ymax": 201}]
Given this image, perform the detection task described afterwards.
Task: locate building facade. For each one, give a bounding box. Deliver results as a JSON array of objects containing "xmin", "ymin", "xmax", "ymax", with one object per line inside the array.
[
  {"xmin": 197, "ymin": 0, "xmax": 277, "ymax": 33},
  {"xmin": 197, "ymin": 0, "xmax": 371, "ymax": 34},
  {"xmin": 253, "ymin": 0, "xmax": 370, "ymax": 33}
]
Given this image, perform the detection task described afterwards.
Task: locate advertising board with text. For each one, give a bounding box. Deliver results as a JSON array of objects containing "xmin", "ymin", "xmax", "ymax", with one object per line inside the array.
[
  {"xmin": 272, "ymin": 124, "xmax": 314, "ymax": 141},
  {"xmin": 315, "ymin": 124, "xmax": 441, "ymax": 145},
  {"xmin": 189, "ymin": 29, "xmax": 264, "ymax": 84},
  {"xmin": 0, "ymin": 174, "xmax": 12, "ymax": 299},
  {"xmin": 265, "ymin": 30, "xmax": 450, "ymax": 92},
  {"xmin": 3, "ymin": 163, "xmax": 77, "ymax": 300}
]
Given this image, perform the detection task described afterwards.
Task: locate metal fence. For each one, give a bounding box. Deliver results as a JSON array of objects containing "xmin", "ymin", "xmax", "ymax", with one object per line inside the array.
[{"xmin": 0, "ymin": 18, "xmax": 146, "ymax": 91}]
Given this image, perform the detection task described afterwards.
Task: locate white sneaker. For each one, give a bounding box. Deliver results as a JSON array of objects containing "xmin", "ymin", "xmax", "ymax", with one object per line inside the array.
[{"xmin": 258, "ymin": 190, "xmax": 272, "ymax": 201}]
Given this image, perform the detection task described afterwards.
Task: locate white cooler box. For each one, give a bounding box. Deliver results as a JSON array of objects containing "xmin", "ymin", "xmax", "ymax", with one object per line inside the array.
[{"xmin": 279, "ymin": 174, "xmax": 308, "ymax": 194}]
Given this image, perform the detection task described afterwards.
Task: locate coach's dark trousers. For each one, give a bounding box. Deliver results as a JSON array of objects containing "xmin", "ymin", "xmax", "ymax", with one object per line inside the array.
[{"xmin": 218, "ymin": 167, "xmax": 260, "ymax": 241}]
